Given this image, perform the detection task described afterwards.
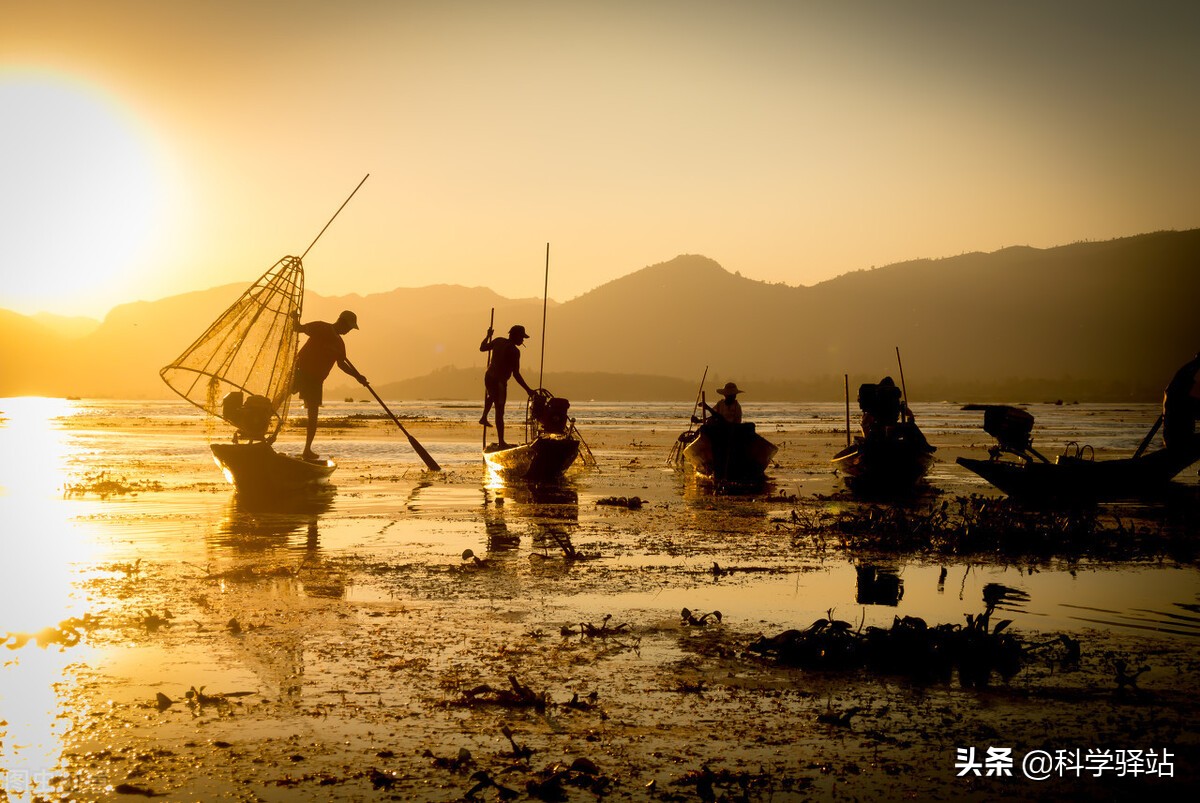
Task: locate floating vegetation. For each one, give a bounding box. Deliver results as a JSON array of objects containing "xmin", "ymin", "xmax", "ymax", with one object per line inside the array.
[
  {"xmin": 748, "ymin": 603, "xmax": 1025, "ymax": 688},
  {"xmin": 595, "ymin": 495, "xmax": 643, "ymax": 509},
  {"xmin": 680, "ymin": 607, "xmax": 722, "ymax": 627},
  {"xmin": 777, "ymin": 494, "xmax": 1200, "ymax": 561},
  {"xmin": 451, "ymin": 675, "xmax": 550, "ymax": 711},
  {"xmin": 63, "ymin": 471, "xmax": 164, "ymax": 498}
]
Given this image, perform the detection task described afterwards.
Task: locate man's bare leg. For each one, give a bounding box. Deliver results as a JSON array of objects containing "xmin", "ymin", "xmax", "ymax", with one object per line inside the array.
[
  {"xmin": 303, "ymin": 405, "xmax": 319, "ymax": 459},
  {"xmin": 495, "ymin": 405, "xmax": 507, "ymax": 448}
]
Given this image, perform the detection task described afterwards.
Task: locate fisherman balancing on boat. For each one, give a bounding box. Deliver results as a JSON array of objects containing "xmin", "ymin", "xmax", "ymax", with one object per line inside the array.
[
  {"xmin": 480, "ymin": 324, "xmax": 536, "ymax": 449},
  {"xmin": 1163, "ymin": 350, "xmax": 1200, "ymax": 450},
  {"xmin": 291, "ymin": 310, "xmax": 368, "ymax": 461}
]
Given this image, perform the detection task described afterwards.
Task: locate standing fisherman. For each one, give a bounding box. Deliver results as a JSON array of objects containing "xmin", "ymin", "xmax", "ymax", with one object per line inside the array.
[
  {"xmin": 480, "ymin": 324, "xmax": 535, "ymax": 448},
  {"xmin": 292, "ymin": 310, "xmax": 368, "ymax": 460}
]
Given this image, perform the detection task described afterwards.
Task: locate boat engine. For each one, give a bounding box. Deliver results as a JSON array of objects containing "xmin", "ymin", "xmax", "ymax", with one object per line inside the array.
[
  {"xmin": 982, "ymin": 405, "xmax": 1035, "ymax": 453},
  {"xmin": 532, "ymin": 390, "xmax": 571, "ymax": 435},
  {"xmin": 221, "ymin": 391, "xmax": 273, "ymax": 442}
]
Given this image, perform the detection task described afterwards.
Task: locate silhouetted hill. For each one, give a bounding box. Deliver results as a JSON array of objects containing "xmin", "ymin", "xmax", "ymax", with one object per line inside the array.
[{"xmin": 3, "ymin": 229, "xmax": 1197, "ymax": 400}]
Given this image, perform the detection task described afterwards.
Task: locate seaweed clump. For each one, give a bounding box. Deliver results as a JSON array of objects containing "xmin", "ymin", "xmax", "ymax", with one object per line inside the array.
[
  {"xmin": 779, "ymin": 494, "xmax": 1198, "ymax": 561},
  {"xmin": 747, "ymin": 603, "xmax": 1023, "ymax": 688}
]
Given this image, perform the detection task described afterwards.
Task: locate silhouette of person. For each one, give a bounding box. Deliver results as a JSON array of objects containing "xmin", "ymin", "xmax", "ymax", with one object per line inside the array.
[
  {"xmin": 1163, "ymin": 351, "xmax": 1200, "ymax": 450},
  {"xmin": 706, "ymin": 382, "xmax": 743, "ymax": 424},
  {"xmin": 480, "ymin": 324, "xmax": 535, "ymax": 448},
  {"xmin": 860, "ymin": 376, "xmax": 902, "ymax": 438},
  {"xmin": 291, "ymin": 310, "xmax": 367, "ymax": 460}
]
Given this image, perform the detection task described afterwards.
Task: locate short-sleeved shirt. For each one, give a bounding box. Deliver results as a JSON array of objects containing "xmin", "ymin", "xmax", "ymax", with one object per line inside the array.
[
  {"xmin": 295, "ymin": 321, "xmax": 346, "ymax": 381},
  {"xmin": 714, "ymin": 398, "xmax": 742, "ymax": 424}
]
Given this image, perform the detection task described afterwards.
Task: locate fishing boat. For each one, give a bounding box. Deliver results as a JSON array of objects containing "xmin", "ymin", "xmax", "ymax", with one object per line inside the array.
[
  {"xmin": 481, "ymin": 245, "xmax": 592, "ymax": 483},
  {"xmin": 160, "ymin": 254, "xmax": 336, "ymax": 493},
  {"xmin": 678, "ymin": 420, "xmax": 778, "ymax": 489},
  {"xmin": 832, "ymin": 425, "xmax": 936, "ymax": 493},
  {"xmin": 669, "ymin": 377, "xmax": 777, "ymax": 490},
  {"xmin": 955, "ymin": 404, "xmax": 1200, "ymax": 503},
  {"xmin": 484, "ymin": 389, "xmax": 586, "ymax": 482},
  {"xmin": 160, "ymin": 178, "xmax": 370, "ymax": 493},
  {"xmin": 832, "ymin": 358, "xmax": 936, "ymax": 494}
]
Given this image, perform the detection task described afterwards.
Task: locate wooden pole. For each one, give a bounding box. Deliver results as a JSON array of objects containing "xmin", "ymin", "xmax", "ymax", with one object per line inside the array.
[
  {"xmin": 300, "ymin": 174, "xmax": 369, "ymax": 260},
  {"xmin": 844, "ymin": 374, "xmax": 851, "ymax": 447},
  {"xmin": 538, "ymin": 243, "xmax": 549, "ymax": 390},
  {"xmin": 483, "ymin": 307, "xmax": 494, "ymax": 453}
]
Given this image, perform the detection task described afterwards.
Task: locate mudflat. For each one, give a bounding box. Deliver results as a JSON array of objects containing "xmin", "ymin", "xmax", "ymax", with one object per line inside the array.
[{"xmin": 2, "ymin": 402, "xmax": 1198, "ymax": 800}]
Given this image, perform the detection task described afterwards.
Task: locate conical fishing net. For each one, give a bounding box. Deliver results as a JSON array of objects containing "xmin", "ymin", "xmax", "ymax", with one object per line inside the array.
[{"xmin": 160, "ymin": 255, "xmax": 305, "ymax": 440}]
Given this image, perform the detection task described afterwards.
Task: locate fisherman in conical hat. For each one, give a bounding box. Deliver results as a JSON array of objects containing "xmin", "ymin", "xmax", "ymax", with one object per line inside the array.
[
  {"xmin": 292, "ymin": 310, "xmax": 367, "ymax": 460},
  {"xmin": 479, "ymin": 323, "xmax": 535, "ymax": 448},
  {"xmin": 710, "ymin": 381, "xmax": 743, "ymax": 424}
]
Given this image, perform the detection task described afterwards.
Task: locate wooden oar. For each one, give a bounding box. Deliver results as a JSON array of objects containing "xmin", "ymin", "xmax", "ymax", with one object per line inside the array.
[
  {"xmin": 347, "ymin": 362, "xmax": 441, "ymax": 471},
  {"xmin": 1133, "ymin": 414, "xmax": 1164, "ymax": 459}
]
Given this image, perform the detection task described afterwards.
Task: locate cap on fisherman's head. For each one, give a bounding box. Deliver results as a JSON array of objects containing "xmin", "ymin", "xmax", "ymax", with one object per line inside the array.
[{"xmin": 337, "ymin": 310, "xmax": 359, "ymax": 330}]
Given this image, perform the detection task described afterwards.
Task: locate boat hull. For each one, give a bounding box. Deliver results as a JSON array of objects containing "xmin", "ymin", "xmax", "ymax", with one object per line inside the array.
[
  {"xmin": 681, "ymin": 423, "xmax": 777, "ymax": 489},
  {"xmin": 832, "ymin": 430, "xmax": 936, "ymax": 493},
  {"xmin": 484, "ymin": 434, "xmax": 580, "ymax": 482},
  {"xmin": 210, "ymin": 442, "xmax": 336, "ymax": 492},
  {"xmin": 956, "ymin": 445, "xmax": 1200, "ymax": 503}
]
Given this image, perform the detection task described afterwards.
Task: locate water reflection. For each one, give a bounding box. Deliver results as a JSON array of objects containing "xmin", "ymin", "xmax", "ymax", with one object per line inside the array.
[
  {"xmin": 0, "ymin": 398, "xmax": 99, "ymax": 798},
  {"xmin": 480, "ymin": 480, "xmax": 582, "ymax": 563},
  {"xmin": 855, "ymin": 563, "xmax": 904, "ymax": 606},
  {"xmin": 213, "ymin": 487, "xmax": 335, "ymax": 551}
]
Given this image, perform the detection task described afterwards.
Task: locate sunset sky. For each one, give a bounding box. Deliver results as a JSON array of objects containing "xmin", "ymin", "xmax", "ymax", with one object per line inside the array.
[{"xmin": 3, "ymin": 0, "xmax": 1197, "ymax": 318}]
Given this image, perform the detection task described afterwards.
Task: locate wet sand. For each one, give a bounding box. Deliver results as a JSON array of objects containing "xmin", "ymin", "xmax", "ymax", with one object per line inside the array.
[{"xmin": 2, "ymin": 406, "xmax": 1199, "ymax": 801}]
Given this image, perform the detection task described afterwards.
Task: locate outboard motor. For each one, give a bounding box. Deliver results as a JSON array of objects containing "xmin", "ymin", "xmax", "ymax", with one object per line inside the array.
[
  {"xmin": 532, "ymin": 390, "xmax": 571, "ymax": 435},
  {"xmin": 982, "ymin": 405, "xmax": 1035, "ymax": 453},
  {"xmin": 238, "ymin": 394, "xmax": 273, "ymax": 441},
  {"xmin": 221, "ymin": 390, "xmax": 272, "ymax": 441}
]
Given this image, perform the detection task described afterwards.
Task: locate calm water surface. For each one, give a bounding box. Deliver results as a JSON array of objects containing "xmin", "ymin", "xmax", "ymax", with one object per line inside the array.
[{"xmin": 2, "ymin": 397, "xmax": 1196, "ymax": 638}]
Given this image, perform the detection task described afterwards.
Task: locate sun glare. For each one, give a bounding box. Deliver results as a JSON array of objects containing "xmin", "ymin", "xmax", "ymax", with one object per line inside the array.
[{"xmin": 0, "ymin": 73, "xmax": 173, "ymax": 317}]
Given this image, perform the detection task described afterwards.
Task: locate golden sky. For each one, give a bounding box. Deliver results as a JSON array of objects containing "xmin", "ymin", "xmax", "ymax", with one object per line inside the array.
[{"xmin": 2, "ymin": 0, "xmax": 1198, "ymax": 318}]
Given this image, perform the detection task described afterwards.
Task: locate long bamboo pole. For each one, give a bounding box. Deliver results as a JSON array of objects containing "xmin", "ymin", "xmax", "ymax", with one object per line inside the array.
[
  {"xmin": 483, "ymin": 307, "xmax": 494, "ymax": 453},
  {"xmin": 538, "ymin": 243, "xmax": 549, "ymax": 389},
  {"xmin": 300, "ymin": 174, "xmax": 369, "ymax": 260}
]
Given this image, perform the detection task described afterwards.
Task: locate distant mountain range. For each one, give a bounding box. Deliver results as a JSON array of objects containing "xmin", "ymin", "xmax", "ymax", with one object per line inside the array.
[{"xmin": 3, "ymin": 229, "xmax": 1198, "ymax": 402}]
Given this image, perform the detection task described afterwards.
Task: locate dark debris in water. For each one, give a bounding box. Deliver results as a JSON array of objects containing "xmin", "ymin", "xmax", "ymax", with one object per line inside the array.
[
  {"xmin": 777, "ymin": 494, "xmax": 1200, "ymax": 561},
  {"xmin": 63, "ymin": 471, "xmax": 164, "ymax": 498},
  {"xmin": 595, "ymin": 495, "xmax": 643, "ymax": 509},
  {"xmin": 748, "ymin": 602, "xmax": 1024, "ymax": 688}
]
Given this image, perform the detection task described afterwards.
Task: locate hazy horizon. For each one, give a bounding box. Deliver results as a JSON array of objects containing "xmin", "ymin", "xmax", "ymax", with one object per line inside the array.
[{"xmin": 4, "ymin": 1, "xmax": 1198, "ymax": 318}]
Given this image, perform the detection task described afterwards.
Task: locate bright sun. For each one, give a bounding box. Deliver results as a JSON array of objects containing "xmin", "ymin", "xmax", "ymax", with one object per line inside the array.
[{"xmin": 0, "ymin": 74, "xmax": 171, "ymax": 317}]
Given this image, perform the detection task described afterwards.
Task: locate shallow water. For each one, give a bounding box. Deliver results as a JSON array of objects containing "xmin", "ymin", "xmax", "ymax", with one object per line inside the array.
[
  {"xmin": 3, "ymin": 398, "xmax": 1196, "ymax": 635},
  {"xmin": 1, "ymin": 396, "xmax": 1198, "ymax": 798}
]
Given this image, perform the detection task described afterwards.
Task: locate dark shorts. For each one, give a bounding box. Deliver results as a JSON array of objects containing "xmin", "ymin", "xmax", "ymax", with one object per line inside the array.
[
  {"xmin": 484, "ymin": 375, "xmax": 508, "ymax": 409},
  {"xmin": 293, "ymin": 368, "xmax": 323, "ymax": 408}
]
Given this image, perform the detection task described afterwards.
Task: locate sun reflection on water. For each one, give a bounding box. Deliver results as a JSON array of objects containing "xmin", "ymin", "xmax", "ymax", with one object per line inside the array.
[{"xmin": 0, "ymin": 397, "xmax": 103, "ymax": 798}]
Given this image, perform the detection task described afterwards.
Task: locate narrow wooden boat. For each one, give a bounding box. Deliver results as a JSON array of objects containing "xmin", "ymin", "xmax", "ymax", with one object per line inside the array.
[
  {"xmin": 833, "ymin": 369, "xmax": 936, "ymax": 494},
  {"xmin": 680, "ymin": 422, "xmax": 777, "ymax": 489},
  {"xmin": 832, "ymin": 423, "xmax": 936, "ymax": 493},
  {"xmin": 955, "ymin": 404, "xmax": 1200, "ymax": 503},
  {"xmin": 956, "ymin": 445, "xmax": 1200, "ymax": 503},
  {"xmin": 484, "ymin": 433, "xmax": 581, "ymax": 482},
  {"xmin": 210, "ymin": 441, "xmax": 335, "ymax": 492}
]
